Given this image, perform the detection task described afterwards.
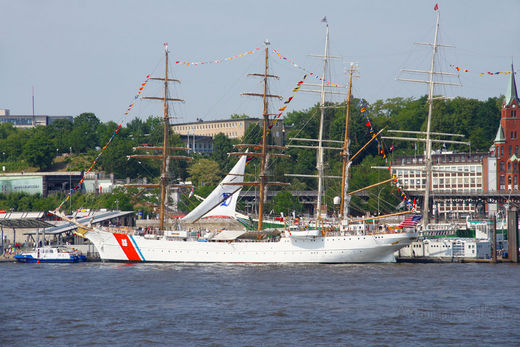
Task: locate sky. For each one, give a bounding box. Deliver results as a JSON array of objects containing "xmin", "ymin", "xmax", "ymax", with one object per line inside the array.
[{"xmin": 2, "ymin": 0, "xmax": 519, "ymax": 124}]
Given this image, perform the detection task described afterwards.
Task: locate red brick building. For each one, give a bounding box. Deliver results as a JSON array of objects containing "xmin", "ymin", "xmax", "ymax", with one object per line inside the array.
[{"xmin": 491, "ymin": 65, "xmax": 519, "ymax": 190}]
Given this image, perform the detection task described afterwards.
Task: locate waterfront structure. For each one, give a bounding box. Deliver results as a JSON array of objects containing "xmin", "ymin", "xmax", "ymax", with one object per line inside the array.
[{"xmin": 0, "ymin": 109, "xmax": 72, "ymax": 128}]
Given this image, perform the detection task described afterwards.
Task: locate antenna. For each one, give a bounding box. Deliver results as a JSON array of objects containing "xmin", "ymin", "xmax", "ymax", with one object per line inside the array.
[{"xmin": 32, "ymin": 86, "xmax": 35, "ymax": 126}]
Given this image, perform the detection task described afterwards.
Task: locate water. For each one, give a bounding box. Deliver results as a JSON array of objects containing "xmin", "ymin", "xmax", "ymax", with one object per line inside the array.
[{"xmin": 1, "ymin": 262, "xmax": 519, "ymax": 346}]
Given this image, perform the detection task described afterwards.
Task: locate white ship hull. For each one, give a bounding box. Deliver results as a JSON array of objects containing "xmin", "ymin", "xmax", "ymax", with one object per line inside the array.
[{"xmin": 85, "ymin": 230, "xmax": 417, "ymax": 263}]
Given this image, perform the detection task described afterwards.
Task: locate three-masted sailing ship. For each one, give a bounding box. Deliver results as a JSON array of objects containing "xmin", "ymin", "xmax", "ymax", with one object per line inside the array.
[{"xmin": 70, "ymin": 31, "xmax": 417, "ymax": 263}]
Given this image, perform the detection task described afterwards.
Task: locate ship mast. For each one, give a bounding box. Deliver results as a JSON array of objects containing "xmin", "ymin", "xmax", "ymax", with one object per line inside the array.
[
  {"xmin": 395, "ymin": 11, "xmax": 462, "ymax": 227},
  {"xmin": 127, "ymin": 43, "xmax": 191, "ymax": 231},
  {"xmin": 233, "ymin": 40, "xmax": 288, "ymax": 231},
  {"xmin": 339, "ymin": 63, "xmax": 357, "ymax": 220},
  {"xmin": 314, "ymin": 24, "xmax": 330, "ymax": 222},
  {"xmin": 287, "ymin": 21, "xmax": 345, "ymax": 225}
]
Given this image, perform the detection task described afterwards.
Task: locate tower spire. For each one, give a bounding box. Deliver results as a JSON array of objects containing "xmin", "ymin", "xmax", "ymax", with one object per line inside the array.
[{"xmin": 505, "ymin": 63, "xmax": 518, "ymax": 106}]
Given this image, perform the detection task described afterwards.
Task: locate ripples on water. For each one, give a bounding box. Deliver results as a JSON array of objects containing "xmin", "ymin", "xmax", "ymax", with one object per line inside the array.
[{"xmin": 1, "ymin": 262, "xmax": 519, "ymax": 346}]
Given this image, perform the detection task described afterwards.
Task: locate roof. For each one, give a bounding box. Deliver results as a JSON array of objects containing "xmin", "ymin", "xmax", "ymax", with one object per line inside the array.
[
  {"xmin": 505, "ymin": 63, "xmax": 519, "ymax": 106},
  {"xmin": 24, "ymin": 211, "xmax": 135, "ymax": 235},
  {"xmin": 494, "ymin": 125, "xmax": 505, "ymax": 143},
  {"xmin": 0, "ymin": 212, "xmax": 54, "ymax": 229},
  {"xmin": 0, "ymin": 171, "xmax": 83, "ymax": 177}
]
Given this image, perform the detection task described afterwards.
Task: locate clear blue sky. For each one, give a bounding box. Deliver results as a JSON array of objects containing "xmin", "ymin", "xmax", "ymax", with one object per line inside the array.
[{"xmin": 2, "ymin": 0, "xmax": 519, "ymax": 124}]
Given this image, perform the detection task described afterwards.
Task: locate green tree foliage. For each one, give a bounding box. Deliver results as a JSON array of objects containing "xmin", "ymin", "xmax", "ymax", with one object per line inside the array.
[
  {"xmin": 272, "ymin": 190, "xmax": 303, "ymax": 215},
  {"xmin": 98, "ymin": 137, "xmax": 141, "ymax": 179},
  {"xmin": 45, "ymin": 118, "xmax": 73, "ymax": 154},
  {"xmin": 187, "ymin": 158, "xmax": 221, "ymax": 188},
  {"xmin": 70, "ymin": 113, "xmax": 100, "ymax": 153},
  {"xmin": 230, "ymin": 113, "xmax": 249, "ymax": 119},
  {"xmin": 22, "ymin": 128, "xmax": 55, "ymax": 170},
  {"xmin": 211, "ymin": 133, "xmax": 237, "ymax": 172},
  {"xmin": 242, "ymin": 122, "xmax": 262, "ymax": 145}
]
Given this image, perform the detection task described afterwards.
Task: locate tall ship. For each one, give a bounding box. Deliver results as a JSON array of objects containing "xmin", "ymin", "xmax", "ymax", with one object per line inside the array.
[{"xmin": 69, "ymin": 27, "xmax": 417, "ymax": 263}]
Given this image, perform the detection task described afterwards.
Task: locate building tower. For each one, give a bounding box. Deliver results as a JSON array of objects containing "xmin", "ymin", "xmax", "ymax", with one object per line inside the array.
[{"xmin": 495, "ymin": 64, "xmax": 520, "ymax": 191}]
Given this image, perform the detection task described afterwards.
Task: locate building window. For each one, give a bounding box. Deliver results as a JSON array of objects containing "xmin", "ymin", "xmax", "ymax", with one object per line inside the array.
[
  {"xmin": 509, "ymin": 146, "xmax": 512, "ymax": 156},
  {"xmin": 500, "ymin": 162, "xmax": 505, "ymax": 171}
]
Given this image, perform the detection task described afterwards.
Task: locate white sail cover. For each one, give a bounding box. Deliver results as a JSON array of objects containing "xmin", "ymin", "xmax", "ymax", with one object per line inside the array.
[{"xmin": 181, "ymin": 153, "xmax": 247, "ymax": 222}]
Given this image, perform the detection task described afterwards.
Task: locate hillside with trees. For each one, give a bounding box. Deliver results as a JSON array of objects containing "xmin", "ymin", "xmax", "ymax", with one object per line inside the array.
[{"xmin": 0, "ymin": 95, "xmax": 502, "ymax": 215}]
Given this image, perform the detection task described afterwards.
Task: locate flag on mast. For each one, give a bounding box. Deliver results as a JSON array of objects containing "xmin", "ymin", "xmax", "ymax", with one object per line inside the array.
[
  {"xmin": 321, "ymin": 16, "xmax": 327, "ymax": 23},
  {"xmin": 434, "ymin": 3, "xmax": 439, "ymax": 11}
]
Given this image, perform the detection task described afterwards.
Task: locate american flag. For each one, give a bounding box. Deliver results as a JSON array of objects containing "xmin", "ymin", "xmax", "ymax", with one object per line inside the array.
[{"xmin": 399, "ymin": 215, "xmax": 422, "ymax": 228}]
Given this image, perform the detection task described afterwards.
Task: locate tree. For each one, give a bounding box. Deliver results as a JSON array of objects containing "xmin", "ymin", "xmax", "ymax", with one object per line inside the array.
[
  {"xmin": 212, "ymin": 133, "xmax": 235, "ymax": 171},
  {"xmin": 45, "ymin": 118, "xmax": 73, "ymax": 153},
  {"xmin": 22, "ymin": 129, "xmax": 54, "ymax": 170},
  {"xmin": 70, "ymin": 113, "xmax": 100, "ymax": 153},
  {"xmin": 242, "ymin": 122, "xmax": 262, "ymax": 145},
  {"xmin": 272, "ymin": 190, "xmax": 302, "ymax": 215},
  {"xmin": 230, "ymin": 113, "xmax": 249, "ymax": 119},
  {"xmin": 187, "ymin": 158, "xmax": 221, "ymax": 188},
  {"xmin": 98, "ymin": 137, "xmax": 158, "ymax": 179}
]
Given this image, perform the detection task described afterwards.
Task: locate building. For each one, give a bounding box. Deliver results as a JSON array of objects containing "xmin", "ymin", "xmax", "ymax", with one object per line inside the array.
[
  {"xmin": 0, "ymin": 171, "xmax": 115, "ymax": 197},
  {"xmin": 172, "ymin": 117, "xmax": 285, "ymax": 148},
  {"xmin": 488, "ymin": 64, "xmax": 520, "ymax": 191},
  {"xmin": 0, "ymin": 109, "xmax": 72, "ymax": 128},
  {"xmin": 179, "ymin": 135, "xmax": 214, "ymax": 154},
  {"xmin": 392, "ymin": 151, "xmax": 487, "ymax": 219}
]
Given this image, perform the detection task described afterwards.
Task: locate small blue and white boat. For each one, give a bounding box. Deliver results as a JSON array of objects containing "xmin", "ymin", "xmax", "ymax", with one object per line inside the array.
[{"xmin": 15, "ymin": 246, "xmax": 87, "ymax": 263}]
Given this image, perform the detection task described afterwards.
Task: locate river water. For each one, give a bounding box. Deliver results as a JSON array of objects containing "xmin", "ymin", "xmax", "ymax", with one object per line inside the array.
[{"xmin": 1, "ymin": 262, "xmax": 519, "ymax": 346}]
